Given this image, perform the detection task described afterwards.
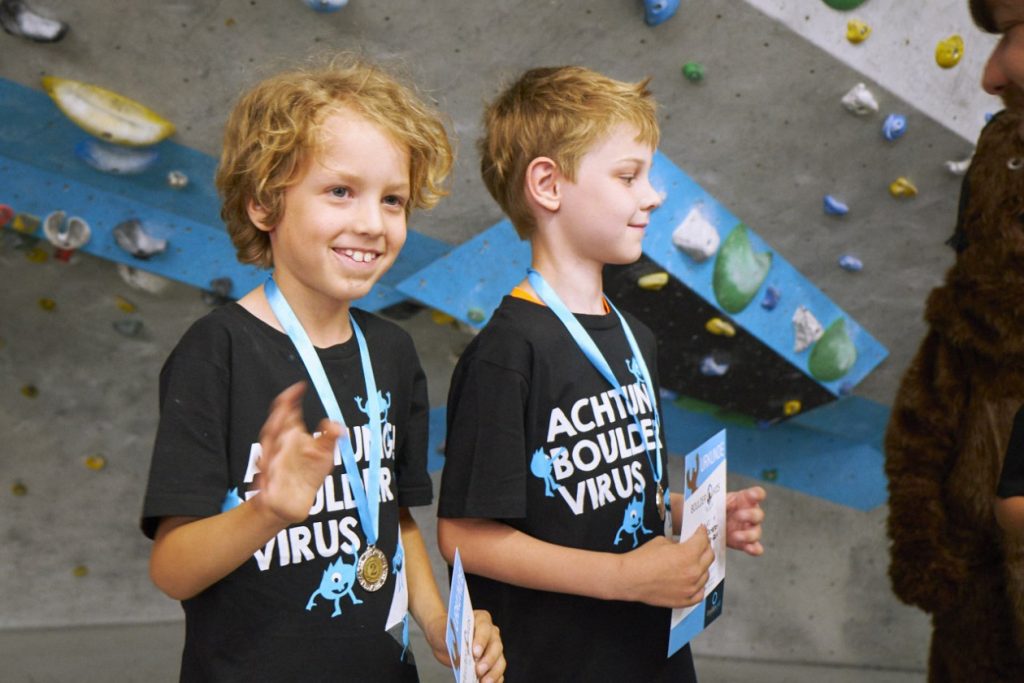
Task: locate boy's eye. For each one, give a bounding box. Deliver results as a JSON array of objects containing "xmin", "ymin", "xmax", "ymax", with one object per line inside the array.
[
  {"xmin": 383, "ymin": 195, "xmax": 407, "ymax": 208},
  {"xmin": 621, "ymin": 176, "xmax": 636, "ymax": 186},
  {"xmin": 330, "ymin": 187, "xmax": 349, "ymax": 198}
]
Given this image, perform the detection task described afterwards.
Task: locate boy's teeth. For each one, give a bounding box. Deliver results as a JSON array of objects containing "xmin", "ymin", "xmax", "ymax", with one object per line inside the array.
[{"xmin": 341, "ymin": 249, "xmax": 377, "ymax": 263}]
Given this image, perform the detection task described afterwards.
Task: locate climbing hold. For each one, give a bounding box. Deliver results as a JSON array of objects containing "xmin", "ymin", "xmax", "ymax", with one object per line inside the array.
[
  {"xmin": 705, "ymin": 317, "xmax": 736, "ymax": 337},
  {"xmin": 20, "ymin": 384, "xmax": 38, "ymax": 398},
  {"xmin": 882, "ymin": 113, "xmax": 907, "ymax": 141},
  {"xmin": 944, "ymin": 155, "xmax": 972, "ymax": 176},
  {"xmin": 11, "ymin": 481, "xmax": 27, "ymax": 496},
  {"xmin": 112, "ymin": 319, "xmax": 143, "ymax": 337},
  {"xmin": 700, "ymin": 355, "xmax": 729, "ymax": 377},
  {"xmin": 935, "ymin": 34, "xmax": 964, "ymax": 69},
  {"xmin": 823, "ymin": 195, "xmax": 849, "ymax": 216},
  {"xmin": 114, "ymin": 296, "xmax": 136, "ymax": 314},
  {"xmin": 672, "ymin": 207, "xmax": 720, "ymax": 262},
  {"xmin": 839, "ymin": 381, "xmax": 854, "ymax": 396},
  {"xmin": 467, "ymin": 308, "xmax": 486, "ymax": 324},
  {"xmin": 42, "ymin": 76, "xmax": 175, "ymax": 147},
  {"xmin": 846, "ymin": 19, "xmax": 871, "ymax": 43},
  {"xmin": 0, "ymin": 204, "xmax": 13, "ymax": 227},
  {"xmin": 638, "ymin": 271, "xmax": 670, "ymax": 291},
  {"xmin": 823, "ymin": 0, "xmax": 869, "ymax": 8},
  {"xmin": 38, "ymin": 297, "xmax": 56, "ymax": 311},
  {"xmin": 304, "ymin": 0, "xmax": 348, "ymax": 11},
  {"xmin": 11, "ymin": 212, "xmax": 40, "ymax": 234},
  {"xmin": 682, "ymin": 62, "xmax": 705, "ymax": 82},
  {"xmin": 0, "ymin": 0, "xmax": 67, "ymax": 42},
  {"xmin": 644, "ymin": 0, "xmax": 680, "ymax": 26},
  {"xmin": 25, "ymin": 247, "xmax": 47, "ymax": 263},
  {"xmin": 792, "ymin": 305, "xmax": 824, "ymax": 353},
  {"xmin": 72, "ymin": 565, "xmax": 88, "ymax": 578},
  {"xmin": 809, "ymin": 318, "xmax": 858, "ymax": 381},
  {"xmin": 113, "ymin": 218, "xmax": 167, "ymax": 259},
  {"xmin": 431, "ymin": 309, "xmax": 455, "ymax": 326},
  {"xmin": 117, "ymin": 264, "xmax": 170, "ymax": 294},
  {"xmin": 209, "ymin": 277, "xmax": 233, "ymax": 298},
  {"xmin": 75, "ymin": 139, "xmax": 158, "ymax": 175},
  {"xmin": 841, "ymin": 83, "xmax": 878, "ymax": 116},
  {"xmin": 783, "ymin": 400, "xmax": 802, "ymax": 416},
  {"xmin": 167, "ymin": 170, "xmax": 189, "ymax": 189},
  {"xmin": 713, "ymin": 224, "xmax": 772, "ymax": 314},
  {"xmin": 838, "ymin": 254, "xmax": 863, "ymax": 272},
  {"xmin": 760, "ymin": 285, "xmax": 781, "ymax": 311},
  {"xmin": 760, "ymin": 468, "xmax": 778, "ymax": 482},
  {"xmin": 84, "ymin": 454, "xmax": 106, "ymax": 471},
  {"xmin": 42, "ymin": 210, "xmax": 91, "ymax": 250},
  {"xmin": 889, "ymin": 177, "xmax": 918, "ymax": 198}
]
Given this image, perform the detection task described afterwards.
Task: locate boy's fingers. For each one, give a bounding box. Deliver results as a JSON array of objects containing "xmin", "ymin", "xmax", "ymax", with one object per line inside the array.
[{"xmin": 314, "ymin": 419, "xmax": 344, "ymax": 446}]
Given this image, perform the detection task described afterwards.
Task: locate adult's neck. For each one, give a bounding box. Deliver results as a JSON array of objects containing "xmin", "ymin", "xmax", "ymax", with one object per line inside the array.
[
  {"xmin": 252, "ymin": 273, "xmax": 353, "ymax": 348},
  {"xmin": 527, "ymin": 240, "xmax": 606, "ymax": 315}
]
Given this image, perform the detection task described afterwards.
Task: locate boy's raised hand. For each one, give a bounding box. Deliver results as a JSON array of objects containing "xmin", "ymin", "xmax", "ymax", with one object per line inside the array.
[
  {"xmin": 725, "ymin": 486, "xmax": 766, "ymax": 556},
  {"xmin": 251, "ymin": 382, "xmax": 342, "ymax": 526},
  {"xmin": 620, "ymin": 526, "xmax": 713, "ymax": 608}
]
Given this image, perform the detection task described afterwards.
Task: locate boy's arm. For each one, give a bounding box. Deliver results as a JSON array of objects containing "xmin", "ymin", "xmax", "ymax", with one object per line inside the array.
[
  {"xmin": 437, "ymin": 517, "xmax": 712, "ymax": 609},
  {"xmin": 150, "ymin": 382, "xmax": 340, "ymax": 600},
  {"xmin": 996, "ymin": 497, "xmax": 1024, "ymax": 537},
  {"xmin": 400, "ymin": 508, "xmax": 505, "ymax": 683}
]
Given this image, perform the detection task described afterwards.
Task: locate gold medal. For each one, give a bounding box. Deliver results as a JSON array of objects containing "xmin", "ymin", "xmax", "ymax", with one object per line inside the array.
[
  {"xmin": 357, "ymin": 545, "xmax": 389, "ymax": 592},
  {"xmin": 656, "ymin": 484, "xmax": 666, "ymax": 521}
]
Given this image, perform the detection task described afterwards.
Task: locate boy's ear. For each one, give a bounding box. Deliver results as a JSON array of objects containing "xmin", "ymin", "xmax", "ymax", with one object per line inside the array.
[
  {"xmin": 525, "ymin": 157, "xmax": 561, "ymax": 213},
  {"xmin": 247, "ymin": 199, "xmax": 274, "ymax": 233}
]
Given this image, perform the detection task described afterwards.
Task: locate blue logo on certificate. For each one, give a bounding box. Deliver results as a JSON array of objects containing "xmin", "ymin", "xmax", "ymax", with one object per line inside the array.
[
  {"xmin": 668, "ymin": 429, "xmax": 727, "ymax": 656},
  {"xmin": 445, "ymin": 549, "xmax": 478, "ymax": 682}
]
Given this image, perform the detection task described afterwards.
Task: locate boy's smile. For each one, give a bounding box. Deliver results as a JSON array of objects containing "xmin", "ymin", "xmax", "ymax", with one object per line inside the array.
[{"xmin": 251, "ymin": 106, "xmax": 410, "ymax": 324}]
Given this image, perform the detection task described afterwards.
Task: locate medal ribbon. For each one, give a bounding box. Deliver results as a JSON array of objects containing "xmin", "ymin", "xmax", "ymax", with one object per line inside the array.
[
  {"xmin": 265, "ymin": 275, "xmax": 383, "ymax": 547},
  {"xmin": 527, "ymin": 269, "xmax": 664, "ymax": 487}
]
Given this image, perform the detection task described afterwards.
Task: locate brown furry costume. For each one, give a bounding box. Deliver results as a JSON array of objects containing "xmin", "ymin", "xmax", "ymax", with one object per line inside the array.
[{"xmin": 885, "ymin": 93, "xmax": 1024, "ymax": 683}]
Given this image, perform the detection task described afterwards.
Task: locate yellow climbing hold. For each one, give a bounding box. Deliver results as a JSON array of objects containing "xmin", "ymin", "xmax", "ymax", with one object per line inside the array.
[
  {"xmin": 42, "ymin": 76, "xmax": 176, "ymax": 147},
  {"xmin": 20, "ymin": 384, "xmax": 38, "ymax": 398},
  {"xmin": 11, "ymin": 481, "xmax": 27, "ymax": 496},
  {"xmin": 936, "ymin": 35, "xmax": 964, "ymax": 69},
  {"xmin": 783, "ymin": 400, "xmax": 802, "ymax": 416},
  {"xmin": 12, "ymin": 213, "xmax": 40, "ymax": 234},
  {"xmin": 72, "ymin": 565, "xmax": 89, "ymax": 578},
  {"xmin": 431, "ymin": 309, "xmax": 455, "ymax": 325},
  {"xmin": 25, "ymin": 247, "xmax": 48, "ymax": 263},
  {"xmin": 638, "ymin": 272, "xmax": 670, "ymax": 291},
  {"xmin": 38, "ymin": 298, "xmax": 56, "ymax": 311},
  {"xmin": 889, "ymin": 177, "xmax": 918, "ymax": 198},
  {"xmin": 114, "ymin": 296, "xmax": 136, "ymax": 314},
  {"xmin": 705, "ymin": 317, "xmax": 736, "ymax": 337},
  {"xmin": 84, "ymin": 454, "xmax": 107, "ymax": 471},
  {"xmin": 846, "ymin": 20, "xmax": 871, "ymax": 44}
]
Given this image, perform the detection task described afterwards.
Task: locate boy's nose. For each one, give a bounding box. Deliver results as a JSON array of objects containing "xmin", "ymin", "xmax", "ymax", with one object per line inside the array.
[
  {"xmin": 641, "ymin": 178, "xmax": 662, "ymax": 212},
  {"xmin": 983, "ymin": 49, "xmax": 1009, "ymax": 95},
  {"xmin": 355, "ymin": 202, "xmax": 385, "ymax": 235}
]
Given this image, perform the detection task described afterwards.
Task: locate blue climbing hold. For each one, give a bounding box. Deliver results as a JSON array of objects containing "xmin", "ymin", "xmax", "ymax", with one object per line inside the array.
[
  {"xmin": 838, "ymin": 254, "xmax": 863, "ymax": 272},
  {"xmin": 882, "ymin": 113, "xmax": 907, "ymax": 141},
  {"xmin": 760, "ymin": 285, "xmax": 781, "ymax": 311},
  {"xmin": 644, "ymin": 0, "xmax": 680, "ymax": 26},
  {"xmin": 823, "ymin": 195, "xmax": 849, "ymax": 216},
  {"xmin": 304, "ymin": 0, "xmax": 348, "ymax": 12}
]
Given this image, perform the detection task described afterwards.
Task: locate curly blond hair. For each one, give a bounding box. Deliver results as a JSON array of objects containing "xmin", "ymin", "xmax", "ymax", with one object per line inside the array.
[
  {"xmin": 479, "ymin": 66, "xmax": 659, "ymax": 240},
  {"xmin": 216, "ymin": 55, "xmax": 453, "ymax": 268}
]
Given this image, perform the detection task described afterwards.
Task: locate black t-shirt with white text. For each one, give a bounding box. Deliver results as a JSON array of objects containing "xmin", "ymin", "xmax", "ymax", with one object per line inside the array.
[
  {"xmin": 142, "ymin": 303, "xmax": 431, "ymax": 682},
  {"xmin": 439, "ymin": 295, "xmax": 697, "ymax": 683}
]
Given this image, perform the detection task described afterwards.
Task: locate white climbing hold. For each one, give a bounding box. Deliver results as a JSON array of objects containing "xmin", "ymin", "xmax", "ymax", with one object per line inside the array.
[
  {"xmin": 672, "ymin": 207, "xmax": 720, "ymax": 262},
  {"xmin": 841, "ymin": 83, "xmax": 879, "ymax": 116},
  {"xmin": 792, "ymin": 305, "xmax": 824, "ymax": 353}
]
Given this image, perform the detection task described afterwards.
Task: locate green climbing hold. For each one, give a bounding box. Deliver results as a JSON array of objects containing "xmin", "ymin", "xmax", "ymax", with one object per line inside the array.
[
  {"xmin": 682, "ymin": 62, "xmax": 705, "ymax": 82},
  {"xmin": 822, "ymin": 0, "xmax": 869, "ymax": 10},
  {"xmin": 808, "ymin": 318, "xmax": 858, "ymax": 381},
  {"xmin": 712, "ymin": 224, "xmax": 772, "ymax": 314}
]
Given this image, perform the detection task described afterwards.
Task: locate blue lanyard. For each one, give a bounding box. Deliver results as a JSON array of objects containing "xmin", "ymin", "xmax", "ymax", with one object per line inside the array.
[
  {"xmin": 526, "ymin": 269, "xmax": 663, "ymax": 486},
  {"xmin": 264, "ymin": 275, "xmax": 382, "ymax": 546}
]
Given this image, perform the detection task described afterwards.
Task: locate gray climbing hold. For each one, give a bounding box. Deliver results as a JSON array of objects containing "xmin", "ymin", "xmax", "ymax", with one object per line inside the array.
[
  {"xmin": 113, "ymin": 219, "xmax": 166, "ymax": 259},
  {"xmin": 0, "ymin": 0, "xmax": 68, "ymax": 42},
  {"xmin": 167, "ymin": 170, "xmax": 189, "ymax": 189},
  {"xmin": 672, "ymin": 207, "xmax": 719, "ymax": 262},
  {"xmin": 42, "ymin": 210, "xmax": 91, "ymax": 250},
  {"xmin": 112, "ymin": 318, "xmax": 143, "ymax": 337},
  {"xmin": 841, "ymin": 83, "xmax": 878, "ymax": 116},
  {"xmin": 792, "ymin": 305, "xmax": 824, "ymax": 353},
  {"xmin": 700, "ymin": 355, "xmax": 729, "ymax": 377}
]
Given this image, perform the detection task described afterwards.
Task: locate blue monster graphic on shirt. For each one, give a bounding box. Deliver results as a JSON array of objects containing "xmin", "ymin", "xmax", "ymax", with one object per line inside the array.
[
  {"xmin": 355, "ymin": 390, "xmax": 392, "ymax": 428},
  {"xmin": 614, "ymin": 490, "xmax": 653, "ymax": 548},
  {"xmin": 530, "ymin": 447, "xmax": 564, "ymax": 497},
  {"xmin": 306, "ymin": 551, "xmax": 363, "ymax": 618},
  {"xmin": 220, "ymin": 487, "xmax": 243, "ymax": 513}
]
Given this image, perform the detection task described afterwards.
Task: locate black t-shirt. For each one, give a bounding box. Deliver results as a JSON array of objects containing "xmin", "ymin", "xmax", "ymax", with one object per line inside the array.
[
  {"xmin": 998, "ymin": 406, "xmax": 1024, "ymax": 498},
  {"xmin": 141, "ymin": 303, "xmax": 431, "ymax": 682},
  {"xmin": 438, "ymin": 296, "xmax": 697, "ymax": 683}
]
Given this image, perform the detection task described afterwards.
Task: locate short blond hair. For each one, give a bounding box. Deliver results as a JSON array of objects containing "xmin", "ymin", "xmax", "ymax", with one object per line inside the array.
[
  {"xmin": 479, "ymin": 66, "xmax": 659, "ymax": 239},
  {"xmin": 216, "ymin": 55, "xmax": 453, "ymax": 268}
]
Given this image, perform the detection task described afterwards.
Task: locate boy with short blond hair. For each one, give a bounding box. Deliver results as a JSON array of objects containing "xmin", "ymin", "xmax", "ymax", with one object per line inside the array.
[
  {"xmin": 141, "ymin": 56, "xmax": 504, "ymax": 682},
  {"xmin": 438, "ymin": 65, "xmax": 765, "ymax": 683}
]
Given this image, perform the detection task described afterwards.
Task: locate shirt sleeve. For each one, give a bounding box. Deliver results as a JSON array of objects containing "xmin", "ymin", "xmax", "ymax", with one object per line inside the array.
[
  {"xmin": 438, "ymin": 354, "xmax": 530, "ymax": 520},
  {"xmin": 997, "ymin": 406, "xmax": 1024, "ymax": 499},
  {"xmin": 395, "ymin": 347, "xmax": 434, "ymax": 508},
  {"xmin": 140, "ymin": 345, "xmax": 231, "ymax": 539}
]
